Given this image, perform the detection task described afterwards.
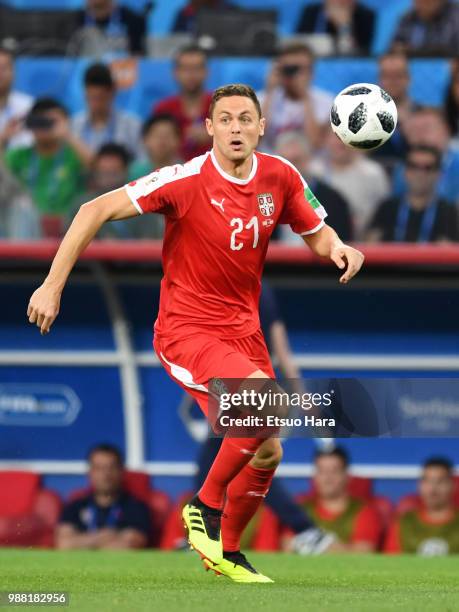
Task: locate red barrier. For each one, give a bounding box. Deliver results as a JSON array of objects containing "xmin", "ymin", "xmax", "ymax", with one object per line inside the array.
[{"xmin": 1, "ymin": 240, "xmax": 459, "ymax": 266}]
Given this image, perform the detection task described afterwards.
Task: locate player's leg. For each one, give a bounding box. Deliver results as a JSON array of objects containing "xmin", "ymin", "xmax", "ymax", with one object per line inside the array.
[{"xmin": 184, "ymin": 369, "xmax": 272, "ymax": 565}]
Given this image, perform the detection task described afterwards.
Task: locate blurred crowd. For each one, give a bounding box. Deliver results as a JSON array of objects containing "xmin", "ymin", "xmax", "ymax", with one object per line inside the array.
[
  {"xmin": 1, "ymin": 444, "xmax": 458, "ymax": 555},
  {"xmin": 1, "ymin": 0, "xmax": 459, "ymax": 242}
]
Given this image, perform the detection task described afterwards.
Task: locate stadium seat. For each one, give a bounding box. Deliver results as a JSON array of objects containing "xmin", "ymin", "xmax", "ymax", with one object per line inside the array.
[
  {"xmin": 67, "ymin": 469, "xmax": 172, "ymax": 547},
  {"xmin": 0, "ymin": 471, "xmax": 62, "ymax": 548}
]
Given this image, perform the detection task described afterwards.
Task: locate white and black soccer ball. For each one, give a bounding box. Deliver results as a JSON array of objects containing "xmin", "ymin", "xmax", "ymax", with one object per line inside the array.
[{"xmin": 330, "ymin": 83, "xmax": 398, "ymax": 150}]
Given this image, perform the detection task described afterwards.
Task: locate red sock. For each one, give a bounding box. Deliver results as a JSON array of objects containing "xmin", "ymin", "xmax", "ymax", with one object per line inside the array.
[
  {"xmin": 198, "ymin": 437, "xmax": 264, "ymax": 510},
  {"xmin": 221, "ymin": 463, "xmax": 276, "ymax": 552}
]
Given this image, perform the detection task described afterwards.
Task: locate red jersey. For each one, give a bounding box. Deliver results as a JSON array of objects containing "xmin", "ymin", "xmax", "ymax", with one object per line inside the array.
[
  {"xmin": 153, "ymin": 93, "xmax": 213, "ymax": 161},
  {"xmin": 125, "ymin": 149, "xmax": 326, "ymax": 341}
]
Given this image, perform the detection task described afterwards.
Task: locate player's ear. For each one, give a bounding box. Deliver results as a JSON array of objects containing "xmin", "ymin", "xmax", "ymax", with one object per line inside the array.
[
  {"xmin": 259, "ymin": 116, "xmax": 266, "ymax": 137},
  {"xmin": 205, "ymin": 117, "xmax": 214, "ymax": 137}
]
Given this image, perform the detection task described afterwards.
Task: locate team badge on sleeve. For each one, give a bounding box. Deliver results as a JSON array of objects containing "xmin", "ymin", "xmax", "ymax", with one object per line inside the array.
[{"xmin": 257, "ymin": 193, "xmax": 275, "ymax": 216}]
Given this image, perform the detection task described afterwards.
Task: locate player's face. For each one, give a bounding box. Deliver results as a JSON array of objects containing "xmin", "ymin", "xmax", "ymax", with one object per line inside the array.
[
  {"xmin": 206, "ymin": 96, "xmax": 265, "ymax": 162},
  {"xmin": 314, "ymin": 456, "xmax": 348, "ymax": 500},
  {"xmin": 419, "ymin": 467, "xmax": 453, "ymax": 512},
  {"xmin": 88, "ymin": 451, "xmax": 123, "ymax": 495}
]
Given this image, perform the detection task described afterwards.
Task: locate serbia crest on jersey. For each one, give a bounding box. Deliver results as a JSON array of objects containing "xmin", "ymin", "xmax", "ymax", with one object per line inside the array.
[{"xmin": 257, "ymin": 193, "xmax": 275, "ymax": 217}]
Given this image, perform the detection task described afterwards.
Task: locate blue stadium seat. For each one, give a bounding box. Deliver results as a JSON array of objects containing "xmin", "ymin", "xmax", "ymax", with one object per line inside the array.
[{"xmin": 13, "ymin": 57, "xmax": 451, "ymax": 118}]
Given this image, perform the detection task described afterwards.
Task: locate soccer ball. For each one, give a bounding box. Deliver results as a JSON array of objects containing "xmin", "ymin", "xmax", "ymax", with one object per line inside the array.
[{"xmin": 330, "ymin": 83, "xmax": 398, "ymax": 150}]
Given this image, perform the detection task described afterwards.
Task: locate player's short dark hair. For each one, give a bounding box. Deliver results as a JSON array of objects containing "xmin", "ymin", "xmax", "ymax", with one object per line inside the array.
[
  {"xmin": 208, "ymin": 84, "xmax": 262, "ymax": 118},
  {"xmin": 423, "ymin": 456, "xmax": 453, "ymax": 475},
  {"xmin": 84, "ymin": 63, "xmax": 114, "ymax": 90},
  {"xmin": 142, "ymin": 113, "xmax": 181, "ymax": 138},
  {"xmin": 406, "ymin": 145, "xmax": 442, "ymax": 169},
  {"xmin": 174, "ymin": 44, "xmax": 207, "ymax": 67},
  {"xmin": 277, "ymin": 42, "xmax": 314, "ymax": 61},
  {"xmin": 87, "ymin": 443, "xmax": 124, "ymax": 466},
  {"xmin": 95, "ymin": 143, "xmax": 131, "ymax": 166},
  {"xmin": 29, "ymin": 97, "xmax": 68, "ymax": 116},
  {"xmin": 314, "ymin": 446, "xmax": 349, "ymax": 469}
]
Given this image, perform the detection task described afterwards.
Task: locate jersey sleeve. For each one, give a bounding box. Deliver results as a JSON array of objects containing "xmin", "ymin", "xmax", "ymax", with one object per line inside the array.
[
  {"xmin": 124, "ymin": 164, "xmax": 192, "ymax": 218},
  {"xmin": 279, "ymin": 164, "xmax": 327, "ymax": 235}
]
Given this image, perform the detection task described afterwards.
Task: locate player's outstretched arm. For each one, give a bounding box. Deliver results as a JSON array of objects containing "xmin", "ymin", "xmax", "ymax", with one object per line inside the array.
[
  {"xmin": 27, "ymin": 187, "xmax": 138, "ymax": 335},
  {"xmin": 302, "ymin": 224, "xmax": 364, "ymax": 284}
]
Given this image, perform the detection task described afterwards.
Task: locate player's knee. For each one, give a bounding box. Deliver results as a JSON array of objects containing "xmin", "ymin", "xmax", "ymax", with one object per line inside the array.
[{"xmin": 252, "ymin": 440, "xmax": 283, "ymax": 470}]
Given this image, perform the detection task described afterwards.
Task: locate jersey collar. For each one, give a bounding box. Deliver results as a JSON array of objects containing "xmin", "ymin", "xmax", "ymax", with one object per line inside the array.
[{"xmin": 210, "ymin": 149, "xmax": 258, "ymax": 185}]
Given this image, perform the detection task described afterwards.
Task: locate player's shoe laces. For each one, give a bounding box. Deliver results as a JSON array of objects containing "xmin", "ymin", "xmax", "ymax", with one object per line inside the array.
[
  {"xmin": 204, "ymin": 550, "xmax": 274, "ymax": 583},
  {"xmin": 290, "ymin": 527, "xmax": 336, "ymax": 555},
  {"xmin": 182, "ymin": 496, "xmax": 223, "ymax": 564}
]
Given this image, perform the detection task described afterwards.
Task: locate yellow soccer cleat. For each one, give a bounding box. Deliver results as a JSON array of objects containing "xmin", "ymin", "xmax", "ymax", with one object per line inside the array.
[
  {"xmin": 182, "ymin": 496, "xmax": 223, "ymax": 564},
  {"xmin": 204, "ymin": 551, "xmax": 274, "ymax": 583}
]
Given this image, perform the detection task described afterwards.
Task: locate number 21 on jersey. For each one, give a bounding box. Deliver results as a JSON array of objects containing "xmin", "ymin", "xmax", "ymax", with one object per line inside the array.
[{"xmin": 230, "ymin": 216, "xmax": 259, "ymax": 251}]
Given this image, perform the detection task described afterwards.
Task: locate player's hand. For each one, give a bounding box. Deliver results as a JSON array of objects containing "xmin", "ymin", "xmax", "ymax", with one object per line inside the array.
[
  {"xmin": 27, "ymin": 283, "xmax": 61, "ymax": 335},
  {"xmin": 330, "ymin": 244, "xmax": 364, "ymax": 284}
]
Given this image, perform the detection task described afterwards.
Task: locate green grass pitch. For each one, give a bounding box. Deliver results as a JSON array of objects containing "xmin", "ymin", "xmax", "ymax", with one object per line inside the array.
[{"xmin": 1, "ymin": 550, "xmax": 458, "ymax": 612}]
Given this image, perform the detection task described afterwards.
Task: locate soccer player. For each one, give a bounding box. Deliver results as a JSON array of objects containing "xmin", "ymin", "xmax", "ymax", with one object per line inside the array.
[{"xmin": 27, "ymin": 84, "xmax": 364, "ymax": 583}]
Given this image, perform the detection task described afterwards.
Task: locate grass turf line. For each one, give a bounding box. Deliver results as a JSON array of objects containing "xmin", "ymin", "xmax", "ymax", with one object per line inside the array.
[{"xmin": 1, "ymin": 550, "xmax": 458, "ymax": 612}]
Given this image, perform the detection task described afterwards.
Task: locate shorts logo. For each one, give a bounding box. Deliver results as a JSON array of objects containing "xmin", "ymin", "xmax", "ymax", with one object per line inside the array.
[{"xmin": 257, "ymin": 193, "xmax": 275, "ymax": 217}]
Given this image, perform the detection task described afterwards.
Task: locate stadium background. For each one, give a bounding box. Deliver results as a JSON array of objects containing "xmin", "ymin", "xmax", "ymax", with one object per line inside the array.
[{"xmin": 0, "ymin": 0, "xmax": 458, "ymax": 545}]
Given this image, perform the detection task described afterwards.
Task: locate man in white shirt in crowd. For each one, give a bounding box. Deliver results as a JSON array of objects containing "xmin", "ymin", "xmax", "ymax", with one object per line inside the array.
[
  {"xmin": 311, "ymin": 130, "xmax": 390, "ymax": 239},
  {"xmin": 0, "ymin": 47, "xmax": 34, "ymax": 150},
  {"xmin": 257, "ymin": 43, "xmax": 333, "ymax": 152}
]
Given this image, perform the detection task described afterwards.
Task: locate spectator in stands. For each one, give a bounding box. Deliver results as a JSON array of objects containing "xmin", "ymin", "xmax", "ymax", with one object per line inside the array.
[
  {"xmin": 284, "ymin": 447, "xmax": 382, "ymax": 553},
  {"xmin": 0, "ymin": 159, "xmax": 40, "ymax": 239},
  {"xmin": 297, "ymin": 0, "xmax": 375, "ymax": 55},
  {"xmin": 56, "ymin": 444, "xmax": 150, "ymax": 549},
  {"xmin": 444, "ymin": 59, "xmax": 459, "ymax": 141},
  {"xmin": 153, "ymin": 46, "xmax": 212, "ymax": 161},
  {"xmin": 391, "ymin": 0, "xmax": 459, "ymax": 57},
  {"xmin": 76, "ymin": 0, "xmax": 146, "ymax": 55},
  {"xmin": 385, "ymin": 457, "xmax": 459, "ymax": 555},
  {"xmin": 394, "ymin": 107, "xmax": 459, "ymax": 206},
  {"xmin": 173, "ymin": 0, "xmax": 234, "ymax": 34},
  {"xmin": 310, "ymin": 130, "xmax": 390, "ymax": 239},
  {"xmin": 72, "ymin": 63, "xmax": 141, "ymax": 158},
  {"xmin": 375, "ymin": 53, "xmax": 415, "ymax": 166},
  {"xmin": 0, "ymin": 47, "xmax": 33, "ymax": 151},
  {"xmin": 4, "ymin": 98, "xmax": 91, "ymax": 238},
  {"xmin": 366, "ymin": 145, "xmax": 458, "ymax": 243},
  {"xmin": 274, "ymin": 131, "xmax": 353, "ymax": 242},
  {"xmin": 258, "ymin": 43, "xmax": 333, "ymax": 152},
  {"xmin": 71, "ymin": 143, "xmax": 163, "ymax": 239},
  {"xmin": 129, "ymin": 114, "xmax": 182, "ymax": 181}
]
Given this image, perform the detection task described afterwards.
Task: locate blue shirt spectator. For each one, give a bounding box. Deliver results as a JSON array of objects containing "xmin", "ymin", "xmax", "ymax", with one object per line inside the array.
[
  {"xmin": 297, "ymin": 0, "xmax": 375, "ymax": 55},
  {"xmin": 71, "ymin": 63, "xmax": 141, "ymax": 158}
]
